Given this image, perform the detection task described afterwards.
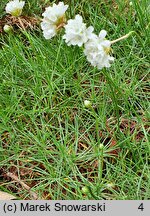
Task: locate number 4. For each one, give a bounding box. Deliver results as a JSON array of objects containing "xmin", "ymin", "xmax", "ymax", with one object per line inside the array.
[{"xmin": 138, "ymin": 203, "xmax": 144, "ymax": 211}]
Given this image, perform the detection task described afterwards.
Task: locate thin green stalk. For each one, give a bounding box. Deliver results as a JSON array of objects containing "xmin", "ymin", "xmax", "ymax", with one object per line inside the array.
[
  {"xmin": 91, "ymin": 107, "xmax": 101, "ymax": 145},
  {"xmin": 98, "ymin": 144, "xmax": 104, "ymax": 183},
  {"xmin": 102, "ymin": 71, "xmax": 120, "ymax": 131},
  {"xmin": 69, "ymin": 0, "xmax": 75, "ymax": 18}
]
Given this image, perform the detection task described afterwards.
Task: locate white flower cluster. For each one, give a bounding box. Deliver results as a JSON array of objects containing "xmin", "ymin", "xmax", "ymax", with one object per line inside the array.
[
  {"xmin": 84, "ymin": 30, "xmax": 114, "ymax": 69},
  {"xmin": 40, "ymin": 2, "xmax": 114, "ymax": 70},
  {"xmin": 41, "ymin": 2, "xmax": 68, "ymax": 39},
  {"xmin": 63, "ymin": 15, "xmax": 94, "ymax": 47},
  {"xmin": 5, "ymin": 0, "xmax": 25, "ymax": 17},
  {"xmin": 4, "ymin": 1, "xmax": 131, "ymax": 70}
]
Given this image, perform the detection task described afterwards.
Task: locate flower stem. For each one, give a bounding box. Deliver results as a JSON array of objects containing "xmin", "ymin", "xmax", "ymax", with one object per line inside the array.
[
  {"xmin": 91, "ymin": 107, "xmax": 101, "ymax": 145},
  {"xmin": 103, "ymin": 72, "xmax": 120, "ymax": 131},
  {"xmin": 69, "ymin": 0, "xmax": 75, "ymax": 18},
  {"xmin": 111, "ymin": 31, "xmax": 135, "ymax": 44},
  {"xmin": 98, "ymin": 145, "xmax": 104, "ymax": 183}
]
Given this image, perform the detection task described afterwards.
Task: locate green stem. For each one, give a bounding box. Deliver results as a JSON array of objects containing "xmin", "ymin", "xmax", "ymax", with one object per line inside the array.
[
  {"xmin": 103, "ymin": 71, "xmax": 120, "ymax": 131},
  {"xmin": 98, "ymin": 145, "xmax": 104, "ymax": 183},
  {"xmin": 69, "ymin": 0, "xmax": 75, "ymax": 18},
  {"xmin": 92, "ymin": 108, "xmax": 100, "ymax": 145}
]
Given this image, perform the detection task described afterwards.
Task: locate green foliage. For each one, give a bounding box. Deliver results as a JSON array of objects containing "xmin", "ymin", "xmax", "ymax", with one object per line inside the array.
[{"xmin": 0, "ymin": 0, "xmax": 149, "ymax": 199}]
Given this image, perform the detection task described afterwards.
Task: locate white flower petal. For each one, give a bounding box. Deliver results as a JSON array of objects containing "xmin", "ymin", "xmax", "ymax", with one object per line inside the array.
[
  {"xmin": 43, "ymin": 27, "xmax": 57, "ymax": 39},
  {"xmin": 101, "ymin": 40, "xmax": 111, "ymax": 47},
  {"xmin": 99, "ymin": 30, "xmax": 107, "ymax": 39}
]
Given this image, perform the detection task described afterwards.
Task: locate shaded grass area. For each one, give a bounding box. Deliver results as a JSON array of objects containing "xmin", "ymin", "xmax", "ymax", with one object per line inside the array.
[{"xmin": 0, "ymin": 0, "xmax": 150, "ymax": 199}]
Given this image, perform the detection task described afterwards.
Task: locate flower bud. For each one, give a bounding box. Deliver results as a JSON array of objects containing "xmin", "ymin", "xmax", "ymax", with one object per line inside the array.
[
  {"xmin": 3, "ymin": 24, "xmax": 13, "ymax": 33},
  {"xmin": 106, "ymin": 182, "xmax": 115, "ymax": 189},
  {"xmin": 81, "ymin": 186, "xmax": 89, "ymax": 194},
  {"xmin": 84, "ymin": 100, "xmax": 92, "ymax": 108},
  {"xmin": 99, "ymin": 144, "xmax": 104, "ymax": 150}
]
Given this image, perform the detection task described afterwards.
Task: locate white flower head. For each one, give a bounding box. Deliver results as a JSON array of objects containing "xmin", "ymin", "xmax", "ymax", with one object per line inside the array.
[
  {"xmin": 41, "ymin": 2, "xmax": 68, "ymax": 39},
  {"xmin": 5, "ymin": 0, "xmax": 25, "ymax": 17},
  {"xmin": 84, "ymin": 30, "xmax": 114, "ymax": 69},
  {"xmin": 63, "ymin": 14, "xmax": 94, "ymax": 47}
]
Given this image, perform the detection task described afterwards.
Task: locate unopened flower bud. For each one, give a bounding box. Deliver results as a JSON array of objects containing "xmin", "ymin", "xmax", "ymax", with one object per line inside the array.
[
  {"xmin": 3, "ymin": 24, "xmax": 13, "ymax": 33},
  {"xmin": 106, "ymin": 182, "xmax": 115, "ymax": 188},
  {"xmin": 84, "ymin": 100, "xmax": 92, "ymax": 108},
  {"xmin": 99, "ymin": 144, "xmax": 104, "ymax": 149},
  {"xmin": 81, "ymin": 186, "xmax": 89, "ymax": 194}
]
